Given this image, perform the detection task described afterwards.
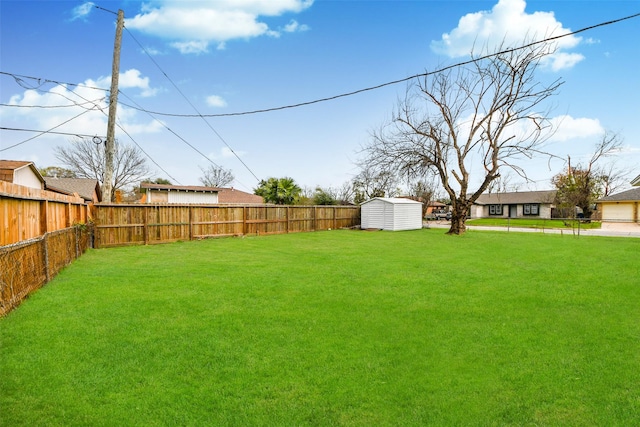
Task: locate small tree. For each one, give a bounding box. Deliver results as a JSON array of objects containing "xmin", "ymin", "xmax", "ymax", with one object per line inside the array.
[
  {"xmin": 313, "ymin": 187, "xmax": 337, "ymax": 205},
  {"xmin": 199, "ymin": 165, "xmax": 234, "ymax": 187},
  {"xmin": 552, "ymin": 131, "xmax": 625, "ymax": 219},
  {"xmin": 54, "ymin": 136, "xmax": 150, "ymax": 201},
  {"xmin": 254, "ymin": 177, "xmax": 302, "ymax": 205}
]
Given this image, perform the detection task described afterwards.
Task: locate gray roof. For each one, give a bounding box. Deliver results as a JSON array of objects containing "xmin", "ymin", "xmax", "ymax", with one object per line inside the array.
[
  {"xmin": 474, "ymin": 190, "xmax": 556, "ymax": 205},
  {"xmin": 44, "ymin": 177, "xmax": 101, "ymax": 202},
  {"xmin": 597, "ymin": 187, "xmax": 640, "ymax": 202}
]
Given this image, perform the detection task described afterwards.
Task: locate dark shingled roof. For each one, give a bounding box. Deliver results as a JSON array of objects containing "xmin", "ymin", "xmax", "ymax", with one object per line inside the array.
[
  {"xmin": 597, "ymin": 187, "xmax": 640, "ymax": 202},
  {"xmin": 474, "ymin": 190, "xmax": 556, "ymax": 205},
  {"xmin": 44, "ymin": 177, "xmax": 101, "ymax": 202}
]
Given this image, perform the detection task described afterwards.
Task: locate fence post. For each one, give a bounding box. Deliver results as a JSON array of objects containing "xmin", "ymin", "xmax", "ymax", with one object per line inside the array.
[
  {"xmin": 188, "ymin": 206, "xmax": 193, "ymax": 241},
  {"xmin": 243, "ymin": 206, "xmax": 247, "ymax": 236},
  {"xmin": 42, "ymin": 233, "xmax": 50, "ymax": 283},
  {"xmin": 313, "ymin": 206, "xmax": 317, "ymax": 231},
  {"xmin": 333, "ymin": 206, "xmax": 337, "ymax": 230},
  {"xmin": 143, "ymin": 206, "xmax": 149, "ymax": 245},
  {"xmin": 286, "ymin": 206, "xmax": 289, "ymax": 233}
]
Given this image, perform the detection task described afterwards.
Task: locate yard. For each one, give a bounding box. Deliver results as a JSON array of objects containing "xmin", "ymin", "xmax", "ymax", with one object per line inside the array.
[{"xmin": 1, "ymin": 229, "xmax": 639, "ymax": 425}]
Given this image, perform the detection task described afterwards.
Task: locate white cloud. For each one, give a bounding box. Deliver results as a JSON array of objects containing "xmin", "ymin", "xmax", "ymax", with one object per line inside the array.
[
  {"xmin": 283, "ymin": 19, "xmax": 309, "ymax": 33},
  {"xmin": 206, "ymin": 95, "xmax": 228, "ymax": 108},
  {"xmin": 96, "ymin": 69, "xmax": 158, "ymax": 97},
  {"xmin": 70, "ymin": 2, "xmax": 94, "ymax": 21},
  {"xmin": 548, "ymin": 115, "xmax": 603, "ymax": 142},
  {"xmin": 126, "ymin": 0, "xmax": 314, "ymax": 54},
  {"xmin": 2, "ymin": 76, "xmax": 162, "ymax": 142},
  {"xmin": 431, "ymin": 0, "xmax": 584, "ymax": 70}
]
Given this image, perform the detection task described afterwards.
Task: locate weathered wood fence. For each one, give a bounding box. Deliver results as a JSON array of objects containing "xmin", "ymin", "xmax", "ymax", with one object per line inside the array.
[
  {"xmin": 0, "ymin": 181, "xmax": 91, "ymax": 246},
  {"xmin": 92, "ymin": 204, "xmax": 361, "ymax": 248},
  {"xmin": 1, "ymin": 188, "xmax": 360, "ymax": 314},
  {"xmin": 0, "ymin": 226, "xmax": 92, "ymax": 316}
]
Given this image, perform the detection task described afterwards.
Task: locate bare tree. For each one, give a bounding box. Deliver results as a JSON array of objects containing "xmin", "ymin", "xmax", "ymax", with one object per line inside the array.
[
  {"xmin": 199, "ymin": 165, "xmax": 234, "ymax": 187},
  {"xmin": 360, "ymin": 41, "xmax": 563, "ymax": 234},
  {"xmin": 54, "ymin": 137, "xmax": 150, "ymax": 201},
  {"xmin": 352, "ymin": 163, "xmax": 400, "ymax": 204}
]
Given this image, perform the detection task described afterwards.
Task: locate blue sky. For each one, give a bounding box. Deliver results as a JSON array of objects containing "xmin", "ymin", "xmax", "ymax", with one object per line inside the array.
[{"xmin": 1, "ymin": 0, "xmax": 639, "ymax": 194}]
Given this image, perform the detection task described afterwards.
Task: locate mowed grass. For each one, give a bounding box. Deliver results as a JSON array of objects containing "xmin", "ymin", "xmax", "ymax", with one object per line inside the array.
[{"xmin": 1, "ymin": 229, "xmax": 639, "ymax": 426}]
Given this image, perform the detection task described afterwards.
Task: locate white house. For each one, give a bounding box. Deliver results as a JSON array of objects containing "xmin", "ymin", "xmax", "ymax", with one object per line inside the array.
[
  {"xmin": 469, "ymin": 190, "xmax": 557, "ymax": 219},
  {"xmin": 361, "ymin": 197, "xmax": 423, "ymax": 231}
]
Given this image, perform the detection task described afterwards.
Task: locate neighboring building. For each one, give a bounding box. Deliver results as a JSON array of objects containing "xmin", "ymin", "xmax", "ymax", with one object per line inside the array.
[
  {"xmin": 141, "ymin": 183, "xmax": 219, "ymax": 204},
  {"xmin": 141, "ymin": 183, "xmax": 263, "ymax": 204},
  {"xmin": 469, "ymin": 190, "xmax": 557, "ymax": 219},
  {"xmin": 596, "ymin": 187, "xmax": 640, "ymax": 223},
  {"xmin": 44, "ymin": 177, "xmax": 102, "ymax": 203},
  {"xmin": 361, "ymin": 197, "xmax": 423, "ymax": 231},
  {"xmin": 217, "ymin": 187, "xmax": 264, "ymax": 204},
  {"xmin": 0, "ymin": 160, "xmax": 45, "ymax": 189},
  {"xmin": 631, "ymin": 174, "xmax": 640, "ymax": 187}
]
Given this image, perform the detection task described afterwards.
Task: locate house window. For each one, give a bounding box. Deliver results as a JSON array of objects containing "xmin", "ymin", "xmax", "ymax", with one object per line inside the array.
[
  {"xmin": 523, "ymin": 204, "xmax": 540, "ymax": 216},
  {"xmin": 489, "ymin": 204, "xmax": 503, "ymax": 215}
]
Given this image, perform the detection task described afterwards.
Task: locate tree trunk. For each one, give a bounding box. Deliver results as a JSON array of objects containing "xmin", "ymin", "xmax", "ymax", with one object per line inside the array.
[{"xmin": 447, "ymin": 204, "xmax": 468, "ymax": 235}]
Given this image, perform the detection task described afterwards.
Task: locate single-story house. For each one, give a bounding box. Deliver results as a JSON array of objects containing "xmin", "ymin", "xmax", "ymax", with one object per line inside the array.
[
  {"xmin": 0, "ymin": 160, "xmax": 45, "ymax": 189},
  {"xmin": 361, "ymin": 197, "xmax": 423, "ymax": 231},
  {"xmin": 141, "ymin": 183, "xmax": 263, "ymax": 204},
  {"xmin": 44, "ymin": 177, "xmax": 102, "ymax": 203},
  {"xmin": 469, "ymin": 190, "xmax": 557, "ymax": 219},
  {"xmin": 596, "ymin": 187, "xmax": 640, "ymax": 223}
]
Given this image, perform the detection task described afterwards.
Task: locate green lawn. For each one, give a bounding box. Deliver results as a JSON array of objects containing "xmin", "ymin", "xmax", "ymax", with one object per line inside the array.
[
  {"xmin": 1, "ymin": 229, "xmax": 639, "ymax": 426},
  {"xmin": 467, "ymin": 217, "xmax": 602, "ymax": 229}
]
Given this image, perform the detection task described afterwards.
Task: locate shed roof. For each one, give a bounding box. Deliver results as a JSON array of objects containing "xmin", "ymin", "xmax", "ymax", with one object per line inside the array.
[
  {"xmin": 0, "ymin": 160, "xmax": 45, "ymax": 184},
  {"xmin": 474, "ymin": 190, "xmax": 556, "ymax": 205},
  {"xmin": 597, "ymin": 187, "xmax": 640, "ymax": 202},
  {"xmin": 361, "ymin": 197, "xmax": 423, "ymax": 205},
  {"xmin": 44, "ymin": 177, "xmax": 101, "ymax": 202}
]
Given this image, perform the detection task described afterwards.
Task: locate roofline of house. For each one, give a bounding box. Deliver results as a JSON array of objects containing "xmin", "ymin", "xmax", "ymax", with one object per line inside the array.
[{"xmin": 141, "ymin": 183, "xmax": 220, "ymax": 192}]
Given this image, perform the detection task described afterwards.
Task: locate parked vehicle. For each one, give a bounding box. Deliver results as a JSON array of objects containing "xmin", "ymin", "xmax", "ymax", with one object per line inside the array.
[{"xmin": 434, "ymin": 210, "xmax": 451, "ymax": 220}]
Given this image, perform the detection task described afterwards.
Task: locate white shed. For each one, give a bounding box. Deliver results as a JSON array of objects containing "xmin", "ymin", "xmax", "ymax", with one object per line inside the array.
[{"xmin": 361, "ymin": 197, "xmax": 423, "ymax": 231}]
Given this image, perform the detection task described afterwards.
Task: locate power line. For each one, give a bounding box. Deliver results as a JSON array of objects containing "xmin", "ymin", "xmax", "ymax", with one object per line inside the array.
[
  {"xmin": 117, "ymin": 90, "xmax": 253, "ymax": 190},
  {"xmin": 124, "ymin": 27, "xmax": 261, "ymax": 183},
  {"xmin": 119, "ymin": 11, "xmax": 640, "ymax": 119},
  {"xmin": 0, "ymin": 109, "xmax": 97, "ymax": 152},
  {"xmin": 0, "ymin": 127, "xmax": 105, "ymax": 140},
  {"xmin": 0, "ymin": 71, "xmax": 109, "ymax": 93}
]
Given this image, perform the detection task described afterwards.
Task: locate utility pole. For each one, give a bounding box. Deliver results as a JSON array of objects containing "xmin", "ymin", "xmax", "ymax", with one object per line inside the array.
[{"xmin": 103, "ymin": 9, "xmax": 124, "ymax": 203}]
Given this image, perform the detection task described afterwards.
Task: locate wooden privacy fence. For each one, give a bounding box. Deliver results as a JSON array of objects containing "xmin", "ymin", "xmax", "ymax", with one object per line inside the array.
[
  {"xmin": 0, "ymin": 181, "xmax": 91, "ymax": 246},
  {"xmin": 0, "ymin": 225, "xmax": 92, "ymax": 316},
  {"xmin": 93, "ymin": 204, "xmax": 361, "ymax": 248}
]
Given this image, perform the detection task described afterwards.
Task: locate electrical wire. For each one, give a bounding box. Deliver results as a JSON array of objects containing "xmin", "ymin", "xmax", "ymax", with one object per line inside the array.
[
  {"xmin": 124, "ymin": 27, "xmax": 261, "ymax": 183},
  {"xmin": 0, "ymin": 109, "xmax": 97, "ymax": 151},
  {"xmin": 118, "ymin": 11, "xmax": 640, "ymax": 119},
  {"xmin": 117, "ymin": 90, "xmax": 253, "ymax": 190}
]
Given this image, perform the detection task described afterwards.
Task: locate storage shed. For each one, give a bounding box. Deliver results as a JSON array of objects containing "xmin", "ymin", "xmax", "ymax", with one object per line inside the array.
[{"xmin": 361, "ymin": 197, "xmax": 423, "ymax": 231}]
